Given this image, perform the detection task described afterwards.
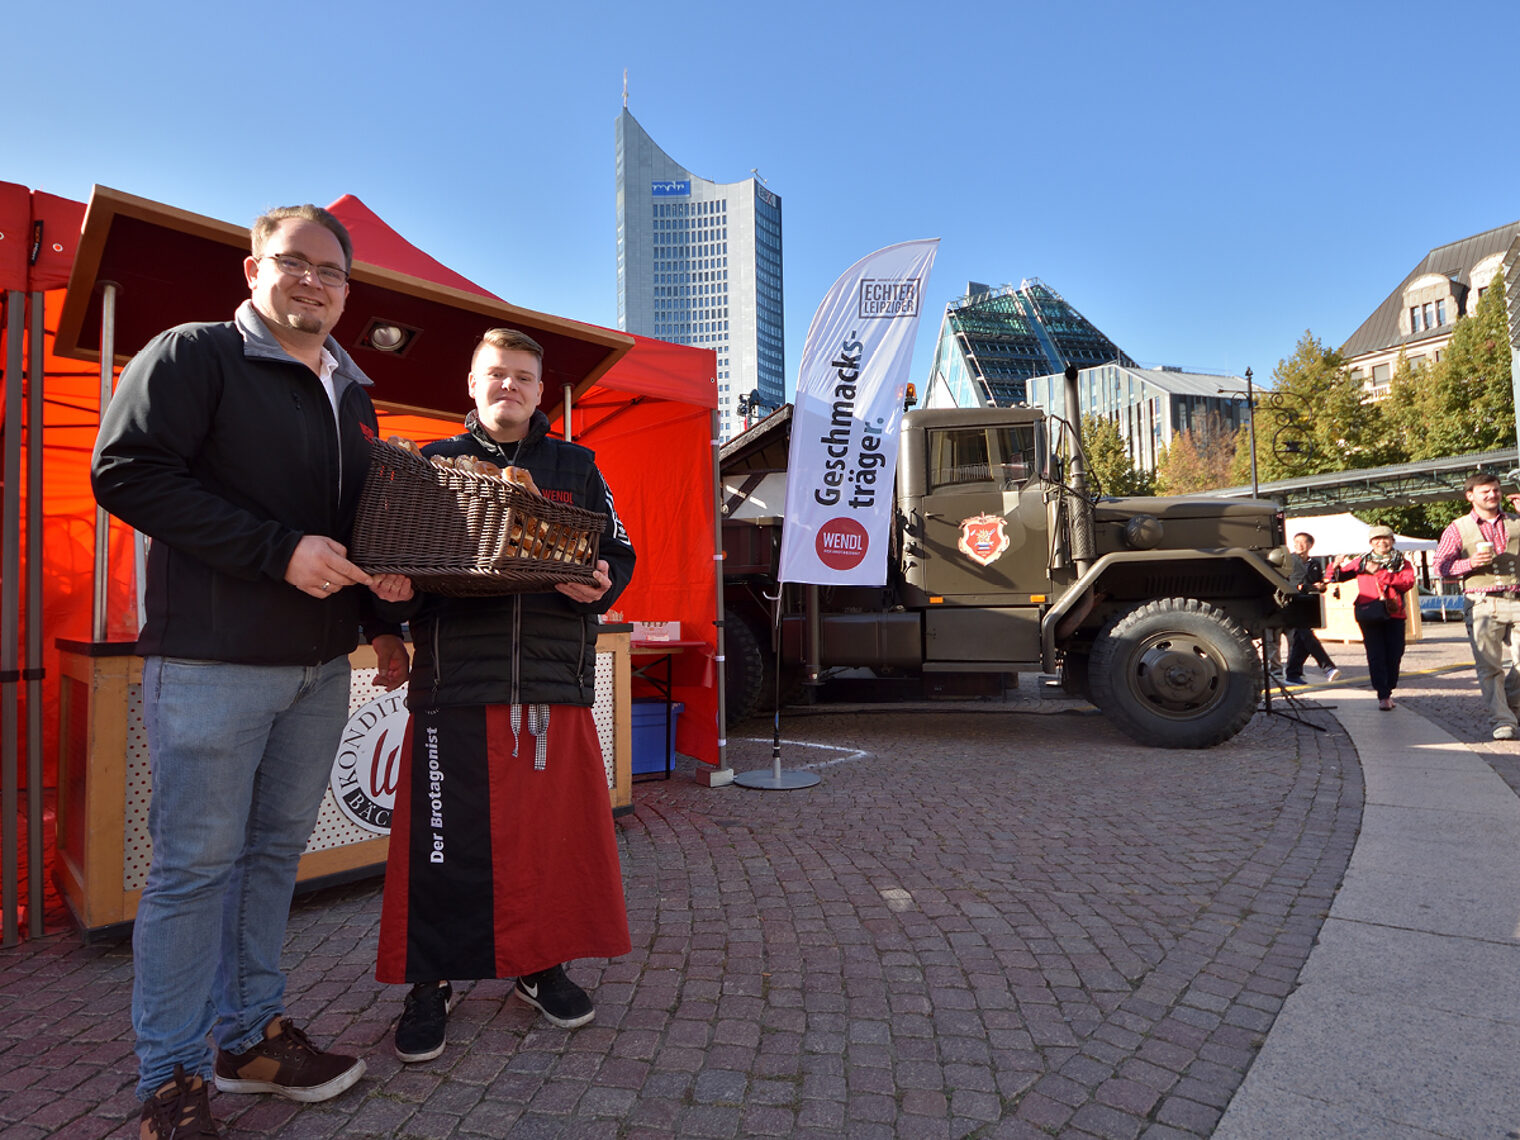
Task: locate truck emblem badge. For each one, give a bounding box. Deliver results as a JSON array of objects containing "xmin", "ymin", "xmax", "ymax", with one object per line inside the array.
[{"xmin": 958, "ymin": 513, "xmax": 1010, "ymax": 567}]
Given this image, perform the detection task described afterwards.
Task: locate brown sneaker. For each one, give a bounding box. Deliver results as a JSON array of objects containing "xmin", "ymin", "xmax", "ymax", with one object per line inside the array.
[
  {"xmin": 140, "ymin": 1064, "xmax": 220, "ymax": 1138},
  {"xmin": 212, "ymin": 1016, "xmax": 364, "ymax": 1103}
]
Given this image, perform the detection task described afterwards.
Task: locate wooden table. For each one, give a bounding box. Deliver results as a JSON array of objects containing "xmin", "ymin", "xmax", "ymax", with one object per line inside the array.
[{"xmin": 630, "ymin": 639, "xmax": 705, "ymax": 780}]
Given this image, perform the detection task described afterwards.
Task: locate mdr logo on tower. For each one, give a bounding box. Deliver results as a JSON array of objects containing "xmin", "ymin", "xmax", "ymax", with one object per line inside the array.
[{"xmin": 779, "ymin": 239, "xmax": 938, "ymax": 587}]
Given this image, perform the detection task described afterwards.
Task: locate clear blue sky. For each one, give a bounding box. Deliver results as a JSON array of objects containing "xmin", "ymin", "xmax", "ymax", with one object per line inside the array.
[{"xmin": 10, "ymin": 1, "xmax": 1518, "ymax": 395}]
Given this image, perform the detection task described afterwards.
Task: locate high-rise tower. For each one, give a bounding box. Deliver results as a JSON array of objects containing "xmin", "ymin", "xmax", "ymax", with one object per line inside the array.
[{"xmin": 616, "ymin": 108, "xmax": 784, "ymax": 438}]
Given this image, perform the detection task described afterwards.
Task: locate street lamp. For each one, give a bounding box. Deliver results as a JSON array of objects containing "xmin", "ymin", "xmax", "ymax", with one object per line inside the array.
[
  {"xmin": 1217, "ymin": 369, "xmax": 1316, "ymax": 501},
  {"xmin": 735, "ymin": 389, "xmax": 766, "ymax": 431},
  {"xmin": 1218, "ymin": 366, "xmax": 1259, "ymax": 499}
]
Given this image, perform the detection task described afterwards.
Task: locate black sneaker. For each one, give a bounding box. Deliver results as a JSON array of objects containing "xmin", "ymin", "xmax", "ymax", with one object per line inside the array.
[
  {"xmin": 513, "ymin": 964, "xmax": 594, "ymax": 1028},
  {"xmin": 141, "ymin": 1064, "xmax": 221, "ymax": 1138},
  {"xmin": 395, "ymin": 981, "xmax": 454, "ymax": 1063}
]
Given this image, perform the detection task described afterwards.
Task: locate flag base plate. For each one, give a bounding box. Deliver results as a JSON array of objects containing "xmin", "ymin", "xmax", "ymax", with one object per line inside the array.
[{"xmin": 734, "ymin": 769, "xmax": 820, "ymax": 790}]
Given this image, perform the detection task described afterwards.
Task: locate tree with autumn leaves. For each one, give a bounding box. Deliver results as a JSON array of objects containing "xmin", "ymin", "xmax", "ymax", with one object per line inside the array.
[
  {"xmin": 1081, "ymin": 415, "xmax": 1155, "ymax": 497},
  {"xmin": 1154, "ymin": 414, "xmax": 1237, "ymax": 495}
]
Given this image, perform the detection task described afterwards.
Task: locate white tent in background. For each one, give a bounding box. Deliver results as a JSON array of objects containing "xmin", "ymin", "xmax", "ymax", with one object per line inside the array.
[{"xmin": 1285, "ymin": 513, "xmax": 1437, "ymax": 556}]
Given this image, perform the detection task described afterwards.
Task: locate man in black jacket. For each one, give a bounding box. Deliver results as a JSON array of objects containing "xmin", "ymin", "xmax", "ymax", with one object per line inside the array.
[
  {"xmin": 92, "ymin": 205, "xmax": 412, "ymax": 1139},
  {"xmin": 1284, "ymin": 531, "xmax": 1341, "ymax": 685},
  {"xmin": 375, "ymin": 328, "xmax": 635, "ymax": 1065}
]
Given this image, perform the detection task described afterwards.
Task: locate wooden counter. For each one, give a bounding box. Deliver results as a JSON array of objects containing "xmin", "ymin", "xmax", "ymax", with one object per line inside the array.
[
  {"xmin": 1319, "ymin": 583, "xmax": 1423, "ymax": 644},
  {"xmin": 54, "ymin": 629, "xmax": 632, "ymax": 939}
]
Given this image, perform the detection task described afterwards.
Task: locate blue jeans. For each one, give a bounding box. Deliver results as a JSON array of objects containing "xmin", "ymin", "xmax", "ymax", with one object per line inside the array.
[{"xmin": 132, "ymin": 655, "xmax": 350, "ymax": 1100}]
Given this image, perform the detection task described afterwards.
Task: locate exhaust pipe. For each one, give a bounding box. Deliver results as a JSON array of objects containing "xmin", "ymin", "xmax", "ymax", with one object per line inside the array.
[
  {"xmin": 1061, "ymin": 363, "xmax": 1095, "ymax": 576},
  {"xmin": 1062, "ymin": 363, "xmax": 1088, "ymax": 500}
]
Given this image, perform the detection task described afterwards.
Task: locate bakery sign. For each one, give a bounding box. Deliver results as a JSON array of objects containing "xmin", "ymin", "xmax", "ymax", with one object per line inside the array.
[
  {"xmin": 330, "ymin": 690, "xmax": 410, "ymax": 833},
  {"xmin": 958, "ymin": 513, "xmax": 1010, "ymax": 567}
]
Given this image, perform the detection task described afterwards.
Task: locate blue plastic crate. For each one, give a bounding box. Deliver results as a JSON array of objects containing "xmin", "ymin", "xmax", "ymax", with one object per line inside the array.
[{"xmin": 631, "ymin": 698, "xmax": 684, "ymax": 776}]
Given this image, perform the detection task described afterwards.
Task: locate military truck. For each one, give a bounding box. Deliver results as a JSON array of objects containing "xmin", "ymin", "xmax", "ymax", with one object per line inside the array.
[{"xmin": 720, "ymin": 372, "xmax": 1311, "ymax": 749}]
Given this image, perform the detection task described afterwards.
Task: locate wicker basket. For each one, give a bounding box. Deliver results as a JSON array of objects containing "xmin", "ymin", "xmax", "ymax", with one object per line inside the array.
[{"xmin": 350, "ymin": 437, "xmax": 604, "ymax": 596}]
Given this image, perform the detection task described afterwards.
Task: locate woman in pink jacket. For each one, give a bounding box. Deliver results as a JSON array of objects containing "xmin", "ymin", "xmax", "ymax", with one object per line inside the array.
[{"xmin": 1331, "ymin": 525, "xmax": 1417, "ymax": 710}]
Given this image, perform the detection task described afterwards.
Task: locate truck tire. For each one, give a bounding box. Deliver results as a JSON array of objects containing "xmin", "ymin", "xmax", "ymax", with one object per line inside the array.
[
  {"xmin": 724, "ymin": 607, "xmax": 766, "ymax": 726},
  {"xmin": 1089, "ymin": 598, "xmax": 1260, "ymax": 749}
]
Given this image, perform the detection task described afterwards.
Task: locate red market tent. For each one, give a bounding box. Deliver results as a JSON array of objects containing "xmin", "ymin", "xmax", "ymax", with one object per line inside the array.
[{"xmin": 1, "ymin": 183, "xmax": 720, "ymax": 804}]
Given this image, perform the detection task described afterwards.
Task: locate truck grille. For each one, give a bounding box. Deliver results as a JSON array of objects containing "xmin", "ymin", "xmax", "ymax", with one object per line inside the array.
[{"xmin": 1135, "ymin": 569, "xmax": 1243, "ymax": 596}]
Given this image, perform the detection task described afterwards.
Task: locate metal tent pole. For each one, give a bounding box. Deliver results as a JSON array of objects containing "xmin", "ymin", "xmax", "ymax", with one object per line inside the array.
[
  {"xmin": 92, "ymin": 283, "xmax": 118, "ymax": 642},
  {"xmin": 25, "ymin": 292, "xmax": 44, "ymax": 937},
  {"xmin": 2, "ymin": 292, "xmax": 23, "ymax": 946},
  {"xmin": 703, "ymin": 407, "xmax": 732, "ymax": 785}
]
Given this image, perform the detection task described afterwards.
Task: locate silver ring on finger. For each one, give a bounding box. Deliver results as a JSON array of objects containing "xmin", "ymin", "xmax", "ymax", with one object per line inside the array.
[{"xmin": 321, "ymin": 580, "xmax": 331, "ymax": 592}]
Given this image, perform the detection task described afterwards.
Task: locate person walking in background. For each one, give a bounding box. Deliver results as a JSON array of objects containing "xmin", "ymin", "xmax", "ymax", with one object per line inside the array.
[
  {"xmin": 91, "ymin": 205, "xmax": 413, "ymax": 1138},
  {"xmin": 375, "ymin": 328, "xmax": 636, "ymax": 1065},
  {"xmin": 1434, "ymin": 472, "xmax": 1520, "ymax": 740},
  {"xmin": 1284, "ymin": 531, "xmax": 1341, "ymax": 686},
  {"xmin": 1331, "ymin": 526, "xmax": 1416, "ymax": 711}
]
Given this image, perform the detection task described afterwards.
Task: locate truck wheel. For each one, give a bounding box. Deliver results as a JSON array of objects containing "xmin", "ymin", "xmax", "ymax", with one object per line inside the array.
[
  {"xmin": 724, "ymin": 608, "xmax": 766, "ymax": 726},
  {"xmin": 1089, "ymin": 599, "xmax": 1260, "ymax": 749}
]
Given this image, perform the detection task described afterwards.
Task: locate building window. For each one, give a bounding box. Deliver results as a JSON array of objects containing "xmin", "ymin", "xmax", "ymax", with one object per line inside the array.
[
  {"xmin": 1410, "ymin": 306, "xmax": 1422, "ymax": 333},
  {"xmin": 1422, "ymin": 302, "xmax": 1434, "ymax": 329},
  {"xmin": 1436, "ymin": 299, "xmax": 1447, "ymax": 325}
]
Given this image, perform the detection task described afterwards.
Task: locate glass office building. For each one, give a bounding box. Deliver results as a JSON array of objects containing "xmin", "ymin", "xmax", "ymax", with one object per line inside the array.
[
  {"xmin": 923, "ymin": 279, "xmax": 1132, "ymax": 409},
  {"xmin": 616, "ymin": 109, "xmax": 784, "ymax": 439},
  {"xmin": 1026, "ymin": 363, "xmax": 1248, "ymax": 474}
]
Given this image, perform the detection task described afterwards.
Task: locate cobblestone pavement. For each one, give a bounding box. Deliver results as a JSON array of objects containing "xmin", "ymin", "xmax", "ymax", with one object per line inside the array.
[{"xmin": 0, "ymin": 624, "xmax": 1505, "ymax": 1139}]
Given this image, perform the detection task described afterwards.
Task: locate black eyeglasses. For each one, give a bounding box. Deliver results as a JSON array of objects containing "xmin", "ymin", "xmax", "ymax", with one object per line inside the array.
[{"xmin": 261, "ymin": 252, "xmax": 349, "ymax": 288}]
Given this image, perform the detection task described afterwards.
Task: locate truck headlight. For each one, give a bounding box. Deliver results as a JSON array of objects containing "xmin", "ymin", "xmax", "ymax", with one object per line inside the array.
[{"xmin": 1124, "ymin": 515, "xmax": 1163, "ymax": 550}]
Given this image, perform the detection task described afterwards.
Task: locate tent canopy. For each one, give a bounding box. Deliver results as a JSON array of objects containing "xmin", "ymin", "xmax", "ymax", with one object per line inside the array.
[
  {"xmin": 54, "ymin": 185, "xmax": 642, "ymax": 420},
  {"xmin": 0, "ymin": 182, "xmax": 82, "ymax": 293},
  {"xmin": 1286, "ymin": 513, "xmax": 1437, "ymax": 555}
]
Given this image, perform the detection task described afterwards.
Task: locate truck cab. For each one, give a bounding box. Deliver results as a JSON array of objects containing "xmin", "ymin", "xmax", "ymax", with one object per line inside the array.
[{"xmin": 894, "ymin": 409, "xmax": 1053, "ymax": 668}]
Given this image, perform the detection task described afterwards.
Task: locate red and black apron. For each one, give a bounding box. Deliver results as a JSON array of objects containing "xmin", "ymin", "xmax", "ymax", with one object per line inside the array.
[{"xmin": 376, "ymin": 703, "xmax": 631, "ymax": 983}]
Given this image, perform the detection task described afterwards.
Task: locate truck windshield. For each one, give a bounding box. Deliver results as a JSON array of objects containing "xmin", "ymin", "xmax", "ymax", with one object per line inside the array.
[{"xmin": 927, "ymin": 425, "xmax": 1039, "ymax": 492}]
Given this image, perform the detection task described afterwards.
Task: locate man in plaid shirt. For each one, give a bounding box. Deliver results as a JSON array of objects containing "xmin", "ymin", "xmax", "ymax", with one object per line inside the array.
[{"xmin": 1434, "ymin": 472, "xmax": 1520, "ymax": 740}]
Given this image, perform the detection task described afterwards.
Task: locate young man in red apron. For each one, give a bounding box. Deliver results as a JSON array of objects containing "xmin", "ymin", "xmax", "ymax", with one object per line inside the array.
[{"xmin": 376, "ymin": 328, "xmax": 635, "ymax": 1061}]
